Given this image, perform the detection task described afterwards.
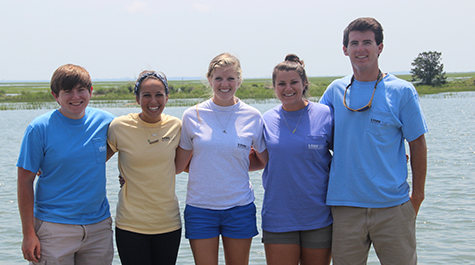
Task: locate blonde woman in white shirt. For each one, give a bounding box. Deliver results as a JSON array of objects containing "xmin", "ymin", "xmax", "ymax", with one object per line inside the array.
[{"xmin": 176, "ymin": 53, "xmax": 267, "ymax": 265}]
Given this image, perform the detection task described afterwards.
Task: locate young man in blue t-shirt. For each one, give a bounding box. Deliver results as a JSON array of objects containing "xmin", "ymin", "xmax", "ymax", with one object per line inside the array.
[
  {"xmin": 17, "ymin": 64, "xmax": 115, "ymax": 264},
  {"xmin": 320, "ymin": 17, "xmax": 428, "ymax": 265}
]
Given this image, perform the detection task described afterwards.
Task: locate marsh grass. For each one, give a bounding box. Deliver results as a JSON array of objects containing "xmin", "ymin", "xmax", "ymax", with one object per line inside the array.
[{"xmin": 1, "ymin": 73, "xmax": 474, "ymax": 107}]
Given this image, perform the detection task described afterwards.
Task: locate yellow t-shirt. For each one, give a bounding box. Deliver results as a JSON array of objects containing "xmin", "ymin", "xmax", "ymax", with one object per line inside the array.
[{"xmin": 108, "ymin": 113, "xmax": 181, "ymax": 234}]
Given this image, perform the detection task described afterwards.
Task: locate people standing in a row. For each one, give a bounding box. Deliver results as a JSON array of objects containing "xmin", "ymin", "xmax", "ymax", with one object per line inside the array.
[
  {"xmin": 17, "ymin": 64, "xmax": 115, "ymax": 264},
  {"xmin": 108, "ymin": 70, "xmax": 182, "ymax": 265},
  {"xmin": 175, "ymin": 53, "xmax": 267, "ymax": 265},
  {"xmin": 259, "ymin": 54, "xmax": 333, "ymax": 265},
  {"xmin": 17, "ymin": 17, "xmax": 428, "ymax": 263},
  {"xmin": 320, "ymin": 17, "xmax": 428, "ymax": 265}
]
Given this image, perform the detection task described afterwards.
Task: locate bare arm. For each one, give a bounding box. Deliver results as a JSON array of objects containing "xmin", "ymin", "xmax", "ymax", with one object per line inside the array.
[
  {"xmin": 175, "ymin": 146, "xmax": 193, "ymax": 174},
  {"xmin": 249, "ymin": 148, "xmax": 268, "ymax": 171},
  {"xmin": 17, "ymin": 167, "xmax": 41, "ymax": 262},
  {"xmin": 408, "ymin": 134, "xmax": 427, "ymax": 216},
  {"xmin": 106, "ymin": 143, "xmax": 115, "ymax": 162}
]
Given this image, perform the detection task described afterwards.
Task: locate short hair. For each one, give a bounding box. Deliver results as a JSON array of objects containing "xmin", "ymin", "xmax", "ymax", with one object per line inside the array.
[
  {"xmin": 50, "ymin": 64, "xmax": 92, "ymax": 96},
  {"xmin": 206, "ymin": 53, "xmax": 242, "ymax": 80},
  {"xmin": 343, "ymin": 17, "xmax": 384, "ymax": 48},
  {"xmin": 272, "ymin": 54, "xmax": 309, "ymax": 96}
]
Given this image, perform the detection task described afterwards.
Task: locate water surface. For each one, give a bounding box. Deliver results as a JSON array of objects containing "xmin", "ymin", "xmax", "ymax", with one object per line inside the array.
[{"xmin": 1, "ymin": 93, "xmax": 474, "ymax": 264}]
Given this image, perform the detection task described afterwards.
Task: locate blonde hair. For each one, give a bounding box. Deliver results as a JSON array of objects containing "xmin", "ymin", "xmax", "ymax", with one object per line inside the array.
[{"xmin": 206, "ymin": 53, "xmax": 242, "ymax": 80}]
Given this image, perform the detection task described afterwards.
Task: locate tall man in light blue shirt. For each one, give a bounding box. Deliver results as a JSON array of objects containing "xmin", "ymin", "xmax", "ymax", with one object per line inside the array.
[{"xmin": 320, "ymin": 17, "xmax": 428, "ymax": 265}]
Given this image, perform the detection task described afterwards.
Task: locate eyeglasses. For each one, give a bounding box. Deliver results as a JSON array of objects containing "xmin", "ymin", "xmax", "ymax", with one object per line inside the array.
[{"xmin": 343, "ymin": 71, "xmax": 383, "ymax": 112}]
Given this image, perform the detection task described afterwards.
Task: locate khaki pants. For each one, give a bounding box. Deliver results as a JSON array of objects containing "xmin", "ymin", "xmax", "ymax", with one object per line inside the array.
[
  {"xmin": 33, "ymin": 217, "xmax": 114, "ymax": 265},
  {"xmin": 331, "ymin": 201, "xmax": 417, "ymax": 265}
]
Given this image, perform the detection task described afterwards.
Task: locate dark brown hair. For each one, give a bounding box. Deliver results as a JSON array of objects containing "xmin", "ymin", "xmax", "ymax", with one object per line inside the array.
[
  {"xmin": 343, "ymin": 17, "xmax": 384, "ymax": 48},
  {"xmin": 272, "ymin": 54, "xmax": 309, "ymax": 96},
  {"xmin": 50, "ymin": 64, "xmax": 92, "ymax": 96}
]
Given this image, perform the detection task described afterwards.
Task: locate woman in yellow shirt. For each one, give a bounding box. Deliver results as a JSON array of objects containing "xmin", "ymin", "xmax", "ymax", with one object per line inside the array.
[{"xmin": 108, "ymin": 70, "xmax": 181, "ymax": 265}]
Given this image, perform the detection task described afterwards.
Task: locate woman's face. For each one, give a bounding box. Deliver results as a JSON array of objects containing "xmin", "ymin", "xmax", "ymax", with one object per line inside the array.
[
  {"xmin": 135, "ymin": 78, "xmax": 168, "ymax": 123},
  {"xmin": 274, "ymin": 70, "xmax": 307, "ymax": 111},
  {"xmin": 208, "ymin": 66, "xmax": 241, "ymax": 106}
]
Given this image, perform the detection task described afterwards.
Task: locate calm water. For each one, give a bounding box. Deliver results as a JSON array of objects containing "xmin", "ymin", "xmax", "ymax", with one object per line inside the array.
[{"xmin": 1, "ymin": 93, "xmax": 474, "ymax": 264}]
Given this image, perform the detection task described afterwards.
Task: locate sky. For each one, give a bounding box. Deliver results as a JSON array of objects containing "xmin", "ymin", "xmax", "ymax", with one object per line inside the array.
[{"xmin": 1, "ymin": 0, "xmax": 474, "ymax": 82}]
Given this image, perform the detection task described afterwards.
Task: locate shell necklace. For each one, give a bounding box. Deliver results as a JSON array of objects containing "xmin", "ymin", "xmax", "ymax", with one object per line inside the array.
[
  {"xmin": 142, "ymin": 118, "xmax": 162, "ymax": 144},
  {"xmin": 146, "ymin": 126, "xmax": 161, "ymax": 144}
]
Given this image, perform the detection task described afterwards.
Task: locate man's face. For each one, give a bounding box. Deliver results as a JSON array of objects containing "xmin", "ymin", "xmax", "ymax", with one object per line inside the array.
[{"xmin": 343, "ymin": 30, "xmax": 383, "ymax": 74}]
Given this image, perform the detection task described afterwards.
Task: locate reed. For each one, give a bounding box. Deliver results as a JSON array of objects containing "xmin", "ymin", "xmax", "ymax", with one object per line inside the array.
[{"xmin": 1, "ymin": 73, "xmax": 474, "ymax": 103}]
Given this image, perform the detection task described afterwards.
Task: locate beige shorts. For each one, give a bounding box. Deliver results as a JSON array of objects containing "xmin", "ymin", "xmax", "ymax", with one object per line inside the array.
[
  {"xmin": 33, "ymin": 217, "xmax": 114, "ymax": 265},
  {"xmin": 331, "ymin": 201, "xmax": 417, "ymax": 265}
]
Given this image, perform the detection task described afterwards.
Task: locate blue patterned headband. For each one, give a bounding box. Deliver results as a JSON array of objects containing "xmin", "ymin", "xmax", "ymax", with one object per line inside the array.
[{"xmin": 134, "ymin": 71, "xmax": 169, "ymax": 95}]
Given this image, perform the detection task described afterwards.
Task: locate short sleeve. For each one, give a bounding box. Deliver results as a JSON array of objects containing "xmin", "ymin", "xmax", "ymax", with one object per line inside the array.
[
  {"xmin": 107, "ymin": 120, "xmax": 119, "ymax": 153},
  {"xmin": 179, "ymin": 108, "xmax": 194, "ymax": 151},
  {"xmin": 400, "ymin": 92, "xmax": 428, "ymax": 142},
  {"xmin": 252, "ymin": 115, "xmax": 266, "ymax": 153},
  {"xmin": 16, "ymin": 125, "xmax": 44, "ymax": 173}
]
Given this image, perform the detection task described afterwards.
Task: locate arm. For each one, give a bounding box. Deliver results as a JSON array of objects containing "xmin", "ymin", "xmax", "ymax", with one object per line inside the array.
[
  {"xmin": 408, "ymin": 134, "xmax": 427, "ymax": 216},
  {"xmin": 175, "ymin": 146, "xmax": 193, "ymax": 174},
  {"xmin": 17, "ymin": 167, "xmax": 41, "ymax": 263},
  {"xmin": 249, "ymin": 148, "xmax": 268, "ymax": 171},
  {"xmin": 106, "ymin": 143, "xmax": 115, "ymax": 162}
]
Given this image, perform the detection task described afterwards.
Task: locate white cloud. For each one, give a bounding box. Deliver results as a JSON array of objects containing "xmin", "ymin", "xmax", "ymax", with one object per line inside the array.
[
  {"xmin": 192, "ymin": 3, "xmax": 211, "ymax": 13},
  {"xmin": 125, "ymin": 1, "xmax": 147, "ymax": 13}
]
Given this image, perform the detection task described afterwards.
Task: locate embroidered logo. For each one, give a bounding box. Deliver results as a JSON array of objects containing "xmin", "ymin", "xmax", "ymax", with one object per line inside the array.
[
  {"xmin": 308, "ymin": 144, "xmax": 323, "ymax": 150},
  {"xmin": 237, "ymin": 143, "xmax": 248, "ymax": 149},
  {"xmin": 370, "ymin": 118, "xmax": 388, "ymax": 126},
  {"xmin": 371, "ymin": 118, "xmax": 381, "ymax": 124}
]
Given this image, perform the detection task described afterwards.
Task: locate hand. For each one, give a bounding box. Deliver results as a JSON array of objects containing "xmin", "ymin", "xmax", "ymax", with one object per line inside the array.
[
  {"xmin": 249, "ymin": 147, "xmax": 256, "ymax": 156},
  {"xmin": 22, "ymin": 234, "xmax": 41, "ymax": 262},
  {"xmin": 118, "ymin": 174, "xmax": 125, "ymax": 188}
]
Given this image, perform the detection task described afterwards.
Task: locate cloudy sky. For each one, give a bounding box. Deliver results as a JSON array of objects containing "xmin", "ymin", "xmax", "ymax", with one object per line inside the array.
[{"xmin": 1, "ymin": 0, "xmax": 473, "ymax": 81}]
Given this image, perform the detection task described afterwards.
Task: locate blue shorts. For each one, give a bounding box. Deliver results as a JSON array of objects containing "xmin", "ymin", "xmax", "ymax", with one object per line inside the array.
[{"xmin": 184, "ymin": 202, "xmax": 258, "ymax": 240}]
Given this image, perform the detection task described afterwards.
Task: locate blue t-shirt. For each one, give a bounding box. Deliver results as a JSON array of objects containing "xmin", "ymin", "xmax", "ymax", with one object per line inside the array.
[
  {"xmin": 320, "ymin": 74, "xmax": 428, "ymax": 208},
  {"xmin": 261, "ymin": 102, "xmax": 333, "ymax": 232},
  {"xmin": 17, "ymin": 107, "xmax": 115, "ymax": 225}
]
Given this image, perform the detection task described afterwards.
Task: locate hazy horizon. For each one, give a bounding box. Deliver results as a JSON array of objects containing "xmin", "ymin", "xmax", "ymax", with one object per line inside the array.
[{"xmin": 1, "ymin": 0, "xmax": 474, "ymax": 81}]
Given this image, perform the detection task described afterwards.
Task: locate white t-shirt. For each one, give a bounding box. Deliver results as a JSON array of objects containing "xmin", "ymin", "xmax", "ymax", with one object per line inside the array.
[{"xmin": 180, "ymin": 99, "xmax": 266, "ymax": 210}]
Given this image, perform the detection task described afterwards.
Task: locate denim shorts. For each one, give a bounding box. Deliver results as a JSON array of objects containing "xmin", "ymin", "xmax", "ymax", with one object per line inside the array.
[{"xmin": 184, "ymin": 202, "xmax": 258, "ymax": 239}]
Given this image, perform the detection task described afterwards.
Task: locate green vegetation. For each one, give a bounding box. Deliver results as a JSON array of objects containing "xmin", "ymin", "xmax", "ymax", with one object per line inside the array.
[
  {"xmin": 411, "ymin": 51, "xmax": 447, "ymax": 86},
  {"xmin": 1, "ymin": 73, "xmax": 474, "ymax": 105}
]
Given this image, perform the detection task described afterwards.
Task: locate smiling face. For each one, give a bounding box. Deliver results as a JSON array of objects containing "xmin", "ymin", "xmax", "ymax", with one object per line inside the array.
[
  {"xmin": 343, "ymin": 30, "xmax": 383, "ymax": 80},
  {"xmin": 136, "ymin": 78, "xmax": 168, "ymax": 123},
  {"xmin": 274, "ymin": 70, "xmax": 307, "ymax": 111},
  {"xmin": 52, "ymin": 84, "xmax": 91, "ymax": 119},
  {"xmin": 209, "ymin": 66, "xmax": 241, "ymax": 106}
]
